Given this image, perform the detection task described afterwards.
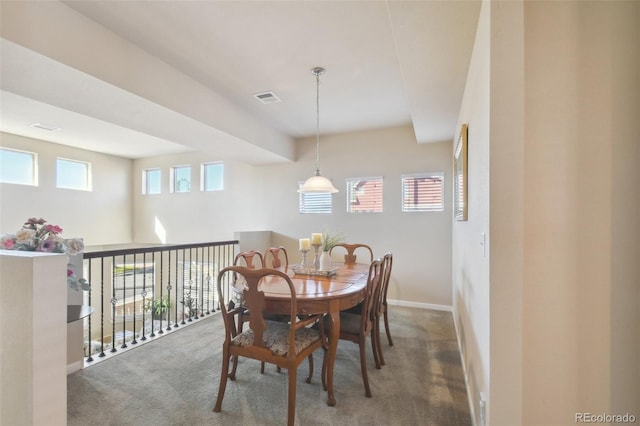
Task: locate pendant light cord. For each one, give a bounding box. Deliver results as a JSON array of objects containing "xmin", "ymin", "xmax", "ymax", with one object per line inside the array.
[{"xmin": 313, "ymin": 67, "xmax": 324, "ymax": 175}]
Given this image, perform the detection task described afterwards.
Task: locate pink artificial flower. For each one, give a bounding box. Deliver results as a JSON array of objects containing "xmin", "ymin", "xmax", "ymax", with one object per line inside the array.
[
  {"xmin": 45, "ymin": 224, "xmax": 63, "ymax": 234},
  {"xmin": 1, "ymin": 240, "xmax": 16, "ymax": 249},
  {"xmin": 67, "ymin": 268, "xmax": 74, "ymax": 277}
]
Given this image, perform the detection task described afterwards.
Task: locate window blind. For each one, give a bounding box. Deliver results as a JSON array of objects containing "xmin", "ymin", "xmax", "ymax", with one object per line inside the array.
[{"xmin": 401, "ymin": 173, "xmax": 444, "ymax": 212}]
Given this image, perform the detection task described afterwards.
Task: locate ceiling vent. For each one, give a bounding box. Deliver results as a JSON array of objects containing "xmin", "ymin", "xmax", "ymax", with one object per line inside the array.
[
  {"xmin": 30, "ymin": 122, "xmax": 62, "ymax": 132},
  {"xmin": 253, "ymin": 91, "xmax": 281, "ymax": 104}
]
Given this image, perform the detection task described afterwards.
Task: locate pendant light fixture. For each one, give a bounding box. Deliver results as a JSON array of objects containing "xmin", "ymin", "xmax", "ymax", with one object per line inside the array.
[{"xmin": 298, "ymin": 66, "xmax": 339, "ymax": 194}]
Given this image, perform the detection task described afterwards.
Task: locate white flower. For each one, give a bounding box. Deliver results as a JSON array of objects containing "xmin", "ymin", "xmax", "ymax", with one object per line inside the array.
[
  {"xmin": 15, "ymin": 228, "xmax": 36, "ymax": 244},
  {"xmin": 65, "ymin": 238, "xmax": 85, "ymax": 255}
]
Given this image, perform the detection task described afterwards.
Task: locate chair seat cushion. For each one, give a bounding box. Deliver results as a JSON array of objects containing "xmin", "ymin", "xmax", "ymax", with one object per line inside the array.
[{"xmin": 232, "ymin": 320, "xmax": 321, "ymax": 356}]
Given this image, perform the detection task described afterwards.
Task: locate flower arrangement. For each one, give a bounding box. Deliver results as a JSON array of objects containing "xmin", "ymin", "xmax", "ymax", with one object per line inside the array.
[
  {"xmin": 321, "ymin": 229, "xmax": 346, "ymax": 252},
  {"xmin": 1, "ymin": 218, "xmax": 90, "ymax": 291}
]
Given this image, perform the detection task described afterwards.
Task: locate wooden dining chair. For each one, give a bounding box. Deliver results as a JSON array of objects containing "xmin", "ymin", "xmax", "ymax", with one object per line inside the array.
[
  {"xmin": 263, "ymin": 246, "xmax": 289, "ymax": 269},
  {"xmin": 321, "ymin": 258, "xmax": 383, "ymax": 397},
  {"xmin": 214, "ymin": 266, "xmax": 325, "ymax": 426},
  {"xmin": 264, "ymin": 244, "xmax": 312, "ymax": 373},
  {"xmin": 330, "ymin": 243, "xmax": 374, "ymax": 265},
  {"xmin": 374, "ymin": 252, "xmax": 394, "ymax": 366},
  {"xmin": 230, "ymin": 250, "xmax": 265, "ymax": 374},
  {"xmin": 234, "ymin": 248, "xmax": 288, "ymax": 374}
]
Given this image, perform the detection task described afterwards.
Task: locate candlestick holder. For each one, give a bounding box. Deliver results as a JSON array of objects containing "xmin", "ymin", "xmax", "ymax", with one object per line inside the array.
[
  {"xmin": 312, "ymin": 243, "xmax": 321, "ymax": 270},
  {"xmin": 299, "ymin": 249, "xmax": 310, "ymax": 271}
]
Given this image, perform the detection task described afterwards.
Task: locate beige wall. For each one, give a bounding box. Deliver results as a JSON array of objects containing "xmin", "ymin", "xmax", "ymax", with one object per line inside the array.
[
  {"xmin": 523, "ymin": 1, "xmax": 639, "ymax": 422},
  {"xmin": 0, "ymin": 132, "xmax": 133, "ymax": 245},
  {"xmin": 259, "ymin": 125, "xmax": 453, "ymax": 307},
  {"xmin": 131, "ymin": 124, "xmax": 454, "ymax": 307},
  {"xmin": 452, "ymin": 0, "xmax": 493, "ymax": 424},
  {"xmin": 2, "ymin": 128, "xmax": 453, "ymax": 310},
  {"xmin": 1, "ymin": 251, "xmax": 67, "ymax": 426},
  {"xmin": 609, "ymin": 2, "xmax": 640, "ymax": 414},
  {"xmin": 454, "ymin": 1, "xmax": 640, "ymax": 425}
]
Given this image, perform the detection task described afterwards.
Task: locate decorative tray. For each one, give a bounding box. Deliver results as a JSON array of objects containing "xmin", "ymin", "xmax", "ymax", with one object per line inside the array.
[{"xmin": 290, "ymin": 265, "xmax": 338, "ymax": 277}]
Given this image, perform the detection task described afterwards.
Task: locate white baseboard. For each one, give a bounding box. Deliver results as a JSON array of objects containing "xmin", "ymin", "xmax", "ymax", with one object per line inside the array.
[
  {"xmin": 388, "ymin": 299, "xmax": 452, "ymax": 312},
  {"xmin": 452, "ymin": 308, "xmax": 478, "ymax": 426},
  {"xmin": 67, "ymin": 361, "xmax": 82, "ymax": 375}
]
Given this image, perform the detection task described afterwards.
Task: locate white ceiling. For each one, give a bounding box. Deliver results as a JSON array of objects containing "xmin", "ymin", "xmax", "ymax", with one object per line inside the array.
[{"xmin": 0, "ymin": 0, "xmax": 481, "ymax": 162}]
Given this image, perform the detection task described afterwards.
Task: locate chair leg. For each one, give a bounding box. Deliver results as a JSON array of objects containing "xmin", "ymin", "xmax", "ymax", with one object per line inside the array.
[
  {"xmin": 384, "ymin": 309, "xmax": 393, "ymax": 346},
  {"xmin": 359, "ymin": 340, "xmax": 372, "ymax": 397},
  {"xmin": 371, "ymin": 330, "xmax": 381, "ymax": 370},
  {"xmin": 261, "ymin": 361, "xmax": 266, "ymax": 374},
  {"xmin": 229, "ymin": 355, "xmax": 239, "ymax": 380},
  {"xmin": 306, "ymin": 354, "xmax": 314, "ymax": 383},
  {"xmin": 287, "ymin": 367, "xmax": 297, "ymax": 426},
  {"xmin": 375, "ymin": 316, "xmax": 385, "ymax": 367},
  {"xmin": 214, "ymin": 348, "xmax": 230, "ymax": 412}
]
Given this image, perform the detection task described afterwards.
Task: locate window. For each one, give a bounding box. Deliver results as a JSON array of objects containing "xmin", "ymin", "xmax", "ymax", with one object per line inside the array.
[
  {"xmin": 298, "ymin": 182, "xmax": 332, "ymax": 214},
  {"xmin": 346, "ymin": 176, "xmax": 383, "ymax": 213},
  {"xmin": 0, "ymin": 148, "xmax": 37, "ymax": 186},
  {"xmin": 201, "ymin": 162, "xmax": 224, "ymax": 191},
  {"xmin": 143, "ymin": 168, "xmax": 161, "ymax": 195},
  {"xmin": 171, "ymin": 165, "xmax": 191, "ymax": 193},
  {"xmin": 56, "ymin": 158, "xmax": 91, "ymax": 191},
  {"xmin": 401, "ymin": 173, "xmax": 444, "ymax": 212}
]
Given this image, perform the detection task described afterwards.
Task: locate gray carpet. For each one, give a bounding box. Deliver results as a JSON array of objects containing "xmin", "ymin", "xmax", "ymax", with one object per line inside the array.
[{"xmin": 67, "ymin": 307, "xmax": 471, "ymax": 426}]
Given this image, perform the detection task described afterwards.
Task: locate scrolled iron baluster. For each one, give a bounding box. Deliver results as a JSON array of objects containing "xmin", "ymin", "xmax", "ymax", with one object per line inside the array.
[
  {"xmin": 120, "ymin": 254, "xmax": 128, "ymax": 349},
  {"xmin": 131, "ymin": 254, "xmax": 138, "ymax": 345}
]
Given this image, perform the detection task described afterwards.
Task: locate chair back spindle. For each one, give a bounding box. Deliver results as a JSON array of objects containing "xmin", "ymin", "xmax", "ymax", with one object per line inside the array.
[
  {"xmin": 264, "ymin": 246, "xmax": 289, "ymax": 269},
  {"xmin": 330, "ymin": 243, "xmax": 374, "ymax": 265},
  {"xmin": 234, "ymin": 250, "xmax": 264, "ymax": 269}
]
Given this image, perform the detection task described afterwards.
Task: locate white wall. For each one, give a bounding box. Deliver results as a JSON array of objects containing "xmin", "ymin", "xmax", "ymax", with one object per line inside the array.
[
  {"xmin": 454, "ymin": 1, "xmax": 640, "ymax": 425},
  {"xmin": 132, "ymin": 153, "xmax": 267, "ymax": 244},
  {"xmin": 0, "ymin": 1, "xmax": 293, "ymax": 162},
  {"xmin": 0, "ymin": 132, "xmax": 132, "ymax": 245}
]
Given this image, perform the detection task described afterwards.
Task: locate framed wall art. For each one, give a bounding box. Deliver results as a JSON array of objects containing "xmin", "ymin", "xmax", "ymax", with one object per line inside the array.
[{"xmin": 454, "ymin": 123, "xmax": 468, "ymax": 221}]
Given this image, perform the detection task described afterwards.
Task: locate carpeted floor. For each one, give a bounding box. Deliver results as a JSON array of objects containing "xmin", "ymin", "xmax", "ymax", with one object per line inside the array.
[{"xmin": 67, "ymin": 306, "xmax": 471, "ymax": 426}]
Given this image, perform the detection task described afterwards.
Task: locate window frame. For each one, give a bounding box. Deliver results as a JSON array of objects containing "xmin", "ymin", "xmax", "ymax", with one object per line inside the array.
[
  {"xmin": 142, "ymin": 168, "xmax": 161, "ymax": 195},
  {"xmin": 0, "ymin": 147, "xmax": 38, "ymax": 186},
  {"xmin": 56, "ymin": 157, "xmax": 92, "ymax": 191},
  {"xmin": 346, "ymin": 176, "xmax": 383, "ymax": 213},
  {"xmin": 201, "ymin": 161, "xmax": 224, "ymax": 192},
  {"xmin": 401, "ymin": 172, "xmax": 445, "ymax": 213},
  {"xmin": 171, "ymin": 165, "xmax": 191, "ymax": 193}
]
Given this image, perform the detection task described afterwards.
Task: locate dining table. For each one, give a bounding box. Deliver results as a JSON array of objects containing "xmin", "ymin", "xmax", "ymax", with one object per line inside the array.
[{"xmin": 234, "ymin": 262, "xmax": 370, "ymax": 407}]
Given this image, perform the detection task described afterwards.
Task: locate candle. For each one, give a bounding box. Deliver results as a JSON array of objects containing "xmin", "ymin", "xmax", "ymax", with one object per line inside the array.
[
  {"xmin": 299, "ymin": 238, "xmax": 311, "ymax": 251},
  {"xmin": 311, "ymin": 233, "xmax": 323, "ymax": 245}
]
